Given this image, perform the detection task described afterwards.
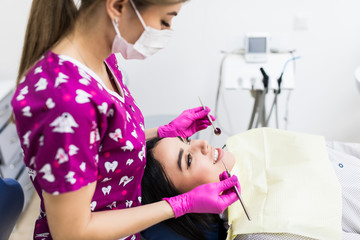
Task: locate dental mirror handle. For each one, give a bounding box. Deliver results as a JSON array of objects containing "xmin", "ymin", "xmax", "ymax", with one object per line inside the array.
[
  {"xmin": 198, "ymin": 97, "xmax": 221, "ymax": 135},
  {"xmin": 232, "ymin": 178, "xmax": 251, "ymax": 221},
  {"xmin": 222, "ymin": 161, "xmax": 251, "ymax": 221}
]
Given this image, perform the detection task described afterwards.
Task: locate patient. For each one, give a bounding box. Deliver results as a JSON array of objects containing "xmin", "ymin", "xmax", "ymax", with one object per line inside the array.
[{"xmin": 142, "ymin": 128, "xmax": 360, "ymax": 240}]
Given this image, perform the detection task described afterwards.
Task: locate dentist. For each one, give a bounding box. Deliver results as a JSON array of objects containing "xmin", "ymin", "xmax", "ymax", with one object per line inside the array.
[{"xmin": 12, "ymin": 0, "xmax": 240, "ymax": 239}]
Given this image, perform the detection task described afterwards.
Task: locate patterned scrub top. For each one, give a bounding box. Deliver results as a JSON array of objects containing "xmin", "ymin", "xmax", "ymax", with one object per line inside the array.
[{"xmin": 11, "ymin": 52, "xmax": 146, "ymax": 240}]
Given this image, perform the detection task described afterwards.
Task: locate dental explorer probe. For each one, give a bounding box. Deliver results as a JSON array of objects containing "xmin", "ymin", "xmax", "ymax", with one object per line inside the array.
[
  {"xmin": 198, "ymin": 97, "xmax": 221, "ymax": 135},
  {"xmin": 221, "ymin": 160, "xmax": 251, "ymax": 221}
]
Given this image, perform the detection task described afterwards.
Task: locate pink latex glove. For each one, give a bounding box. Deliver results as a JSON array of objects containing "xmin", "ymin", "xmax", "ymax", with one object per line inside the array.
[
  {"xmin": 219, "ymin": 171, "xmax": 241, "ymax": 195},
  {"xmin": 163, "ymin": 172, "xmax": 240, "ymax": 218},
  {"xmin": 158, "ymin": 106, "xmax": 216, "ymax": 138}
]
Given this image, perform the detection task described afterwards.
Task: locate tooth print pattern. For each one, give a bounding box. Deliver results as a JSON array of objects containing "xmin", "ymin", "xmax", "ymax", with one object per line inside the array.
[{"xmin": 11, "ymin": 52, "xmax": 145, "ymax": 240}]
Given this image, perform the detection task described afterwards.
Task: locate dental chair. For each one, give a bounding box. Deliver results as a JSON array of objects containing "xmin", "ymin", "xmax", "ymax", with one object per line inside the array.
[
  {"xmin": 145, "ymin": 114, "xmax": 176, "ymax": 129},
  {"xmin": 0, "ymin": 177, "xmax": 25, "ymax": 240},
  {"xmin": 144, "ymin": 114, "xmax": 199, "ymax": 139}
]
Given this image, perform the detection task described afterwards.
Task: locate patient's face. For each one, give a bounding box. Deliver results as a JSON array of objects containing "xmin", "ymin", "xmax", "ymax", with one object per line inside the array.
[{"xmin": 152, "ymin": 137, "xmax": 235, "ymax": 193}]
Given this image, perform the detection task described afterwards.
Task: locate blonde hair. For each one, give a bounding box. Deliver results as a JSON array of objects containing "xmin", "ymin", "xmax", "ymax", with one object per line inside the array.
[{"xmin": 17, "ymin": 0, "xmax": 188, "ymax": 86}]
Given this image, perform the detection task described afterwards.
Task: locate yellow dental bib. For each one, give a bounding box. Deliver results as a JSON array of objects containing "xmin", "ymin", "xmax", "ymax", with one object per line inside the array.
[{"xmin": 225, "ymin": 128, "xmax": 342, "ymax": 240}]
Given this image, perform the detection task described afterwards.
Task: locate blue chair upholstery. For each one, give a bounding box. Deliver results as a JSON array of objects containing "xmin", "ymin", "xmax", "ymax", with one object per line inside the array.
[
  {"xmin": 141, "ymin": 222, "xmax": 189, "ymax": 240},
  {"xmin": 141, "ymin": 221, "xmax": 222, "ymax": 240},
  {"xmin": 0, "ymin": 178, "xmax": 24, "ymax": 240}
]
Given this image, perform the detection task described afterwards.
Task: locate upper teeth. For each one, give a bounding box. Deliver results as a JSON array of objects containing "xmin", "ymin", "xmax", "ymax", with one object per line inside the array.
[{"xmin": 214, "ymin": 149, "xmax": 219, "ymax": 164}]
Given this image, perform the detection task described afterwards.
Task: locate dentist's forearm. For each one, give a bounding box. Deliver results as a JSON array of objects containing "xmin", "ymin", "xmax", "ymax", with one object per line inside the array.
[
  {"xmin": 83, "ymin": 201, "xmax": 174, "ymax": 240},
  {"xmin": 44, "ymin": 182, "xmax": 174, "ymax": 240}
]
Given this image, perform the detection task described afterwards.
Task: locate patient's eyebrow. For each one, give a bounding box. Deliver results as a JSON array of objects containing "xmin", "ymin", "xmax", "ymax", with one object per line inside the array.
[
  {"xmin": 178, "ymin": 148, "xmax": 184, "ymax": 171},
  {"xmin": 167, "ymin": 11, "xmax": 178, "ymax": 16}
]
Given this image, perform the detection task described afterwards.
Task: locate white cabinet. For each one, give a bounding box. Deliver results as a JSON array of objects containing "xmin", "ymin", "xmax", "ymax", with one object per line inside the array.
[
  {"xmin": 0, "ymin": 122, "xmax": 21, "ymax": 165},
  {"xmin": 0, "ymin": 81, "xmax": 34, "ymax": 210}
]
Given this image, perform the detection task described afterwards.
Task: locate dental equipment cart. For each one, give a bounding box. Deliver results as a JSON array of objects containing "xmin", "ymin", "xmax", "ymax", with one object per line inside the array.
[{"xmin": 221, "ymin": 52, "xmax": 298, "ymax": 129}]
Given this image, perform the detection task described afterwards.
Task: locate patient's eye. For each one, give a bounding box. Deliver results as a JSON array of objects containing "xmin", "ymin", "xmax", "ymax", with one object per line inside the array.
[{"xmin": 187, "ymin": 153, "xmax": 192, "ymax": 168}]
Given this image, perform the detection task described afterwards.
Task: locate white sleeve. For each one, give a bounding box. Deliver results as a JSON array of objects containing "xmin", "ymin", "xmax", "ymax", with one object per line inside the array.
[
  {"xmin": 327, "ymin": 142, "xmax": 360, "ymax": 236},
  {"xmin": 342, "ymin": 232, "xmax": 360, "ymax": 240},
  {"xmin": 234, "ymin": 233, "xmax": 314, "ymax": 240}
]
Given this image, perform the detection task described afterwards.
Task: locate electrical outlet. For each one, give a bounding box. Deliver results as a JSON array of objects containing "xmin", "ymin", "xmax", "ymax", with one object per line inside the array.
[{"xmin": 293, "ymin": 12, "xmax": 310, "ymax": 31}]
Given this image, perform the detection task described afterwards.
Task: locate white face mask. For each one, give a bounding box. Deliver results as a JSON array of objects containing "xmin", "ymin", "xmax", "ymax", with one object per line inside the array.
[{"xmin": 111, "ymin": 0, "xmax": 174, "ymax": 59}]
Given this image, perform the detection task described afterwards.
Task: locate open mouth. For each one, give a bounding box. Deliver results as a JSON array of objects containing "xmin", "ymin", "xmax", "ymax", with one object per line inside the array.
[
  {"xmin": 213, "ymin": 149, "xmax": 218, "ymax": 164},
  {"xmin": 213, "ymin": 148, "xmax": 223, "ymax": 164}
]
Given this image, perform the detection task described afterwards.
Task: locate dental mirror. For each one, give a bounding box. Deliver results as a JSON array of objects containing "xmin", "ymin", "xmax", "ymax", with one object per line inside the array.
[{"xmin": 198, "ymin": 97, "xmax": 221, "ymax": 136}]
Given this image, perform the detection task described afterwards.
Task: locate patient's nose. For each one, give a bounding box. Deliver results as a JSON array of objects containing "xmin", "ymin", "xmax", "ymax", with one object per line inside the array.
[{"xmin": 194, "ymin": 140, "xmax": 209, "ymax": 155}]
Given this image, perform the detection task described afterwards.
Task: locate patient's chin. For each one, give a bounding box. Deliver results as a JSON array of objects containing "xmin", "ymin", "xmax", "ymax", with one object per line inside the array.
[{"xmin": 224, "ymin": 151, "xmax": 236, "ymax": 172}]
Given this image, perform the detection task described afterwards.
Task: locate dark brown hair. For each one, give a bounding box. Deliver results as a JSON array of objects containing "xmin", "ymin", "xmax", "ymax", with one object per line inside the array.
[{"xmin": 17, "ymin": 0, "xmax": 78, "ymax": 85}]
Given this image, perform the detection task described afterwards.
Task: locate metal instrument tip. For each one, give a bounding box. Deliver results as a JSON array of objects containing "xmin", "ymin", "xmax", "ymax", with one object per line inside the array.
[
  {"xmin": 198, "ymin": 96, "xmax": 222, "ymax": 136},
  {"xmin": 221, "ymin": 160, "xmax": 251, "ymax": 221}
]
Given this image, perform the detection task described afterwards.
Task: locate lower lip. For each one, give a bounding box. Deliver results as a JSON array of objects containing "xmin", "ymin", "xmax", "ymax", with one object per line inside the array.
[{"xmin": 215, "ymin": 148, "xmax": 224, "ymax": 164}]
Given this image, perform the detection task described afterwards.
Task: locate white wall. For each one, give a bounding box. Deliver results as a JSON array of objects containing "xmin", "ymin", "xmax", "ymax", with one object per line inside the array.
[
  {"xmin": 2, "ymin": 0, "xmax": 360, "ymax": 146},
  {"xmin": 0, "ymin": 1, "xmax": 32, "ymax": 83},
  {"xmin": 120, "ymin": 0, "xmax": 360, "ymax": 146}
]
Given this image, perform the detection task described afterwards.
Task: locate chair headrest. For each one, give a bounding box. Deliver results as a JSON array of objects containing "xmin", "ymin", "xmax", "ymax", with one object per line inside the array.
[{"xmin": 355, "ymin": 66, "xmax": 360, "ymax": 92}]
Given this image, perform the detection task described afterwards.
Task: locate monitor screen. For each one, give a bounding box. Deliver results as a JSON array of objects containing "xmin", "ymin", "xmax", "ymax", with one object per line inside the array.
[{"xmin": 248, "ymin": 37, "xmax": 267, "ymax": 53}]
